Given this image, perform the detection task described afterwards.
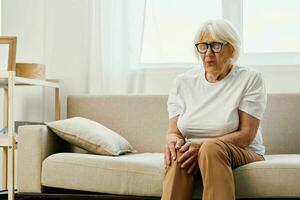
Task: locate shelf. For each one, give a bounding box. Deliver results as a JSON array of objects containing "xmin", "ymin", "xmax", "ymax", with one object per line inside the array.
[
  {"xmin": 0, "ymin": 37, "xmax": 56, "ymax": 199},
  {"xmin": 0, "ymin": 138, "xmax": 8, "ymax": 147},
  {"xmin": 0, "ymin": 70, "xmax": 59, "ymax": 88},
  {"xmin": 0, "ymin": 133, "xmax": 18, "ymax": 147},
  {"xmin": 0, "ymin": 69, "xmax": 60, "ymax": 200}
]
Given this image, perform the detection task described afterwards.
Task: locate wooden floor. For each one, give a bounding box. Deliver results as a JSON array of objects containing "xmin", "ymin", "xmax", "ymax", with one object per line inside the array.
[
  {"xmin": 1, "ymin": 190, "xmax": 300, "ymax": 200},
  {"xmin": 5, "ymin": 196, "xmax": 300, "ymax": 200},
  {"xmin": 0, "ymin": 190, "xmax": 159, "ymax": 200}
]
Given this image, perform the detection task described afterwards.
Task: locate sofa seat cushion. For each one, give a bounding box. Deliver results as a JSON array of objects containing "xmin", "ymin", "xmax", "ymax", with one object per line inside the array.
[
  {"xmin": 234, "ymin": 154, "xmax": 300, "ymax": 198},
  {"xmin": 41, "ymin": 153, "xmax": 165, "ymax": 196},
  {"xmin": 42, "ymin": 153, "xmax": 300, "ymax": 198}
]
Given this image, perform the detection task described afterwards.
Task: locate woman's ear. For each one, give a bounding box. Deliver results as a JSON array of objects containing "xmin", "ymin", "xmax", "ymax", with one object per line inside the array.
[
  {"xmin": 229, "ymin": 45, "xmax": 235, "ymax": 58},
  {"xmin": 226, "ymin": 46, "xmax": 235, "ymax": 65},
  {"xmin": 225, "ymin": 45, "xmax": 235, "ymax": 66}
]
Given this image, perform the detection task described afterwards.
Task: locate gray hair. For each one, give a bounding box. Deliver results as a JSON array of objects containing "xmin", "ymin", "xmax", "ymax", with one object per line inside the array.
[{"xmin": 194, "ymin": 19, "xmax": 241, "ymax": 64}]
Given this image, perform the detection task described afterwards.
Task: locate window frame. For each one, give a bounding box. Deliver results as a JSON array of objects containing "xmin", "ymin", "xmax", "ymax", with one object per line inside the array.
[{"xmin": 139, "ymin": 0, "xmax": 300, "ymax": 68}]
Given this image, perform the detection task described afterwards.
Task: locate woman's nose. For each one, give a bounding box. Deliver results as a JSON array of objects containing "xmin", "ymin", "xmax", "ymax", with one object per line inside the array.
[{"xmin": 205, "ymin": 45, "xmax": 214, "ymax": 56}]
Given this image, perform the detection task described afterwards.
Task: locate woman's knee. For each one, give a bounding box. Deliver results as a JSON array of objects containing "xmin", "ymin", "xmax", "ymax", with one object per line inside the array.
[
  {"xmin": 199, "ymin": 139, "xmax": 227, "ymax": 159},
  {"xmin": 200, "ymin": 138, "xmax": 224, "ymax": 150},
  {"xmin": 166, "ymin": 150, "xmax": 184, "ymax": 169},
  {"xmin": 165, "ymin": 150, "xmax": 192, "ymax": 176}
]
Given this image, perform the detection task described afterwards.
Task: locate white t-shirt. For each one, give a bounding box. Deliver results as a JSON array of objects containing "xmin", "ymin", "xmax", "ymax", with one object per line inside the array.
[{"xmin": 167, "ymin": 65, "xmax": 267, "ymax": 155}]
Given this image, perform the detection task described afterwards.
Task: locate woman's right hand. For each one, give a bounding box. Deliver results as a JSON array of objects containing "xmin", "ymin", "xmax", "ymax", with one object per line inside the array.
[{"xmin": 164, "ymin": 134, "xmax": 185, "ymax": 167}]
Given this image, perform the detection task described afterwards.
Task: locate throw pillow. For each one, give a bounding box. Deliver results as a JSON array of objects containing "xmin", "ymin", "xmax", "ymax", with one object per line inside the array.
[{"xmin": 46, "ymin": 117, "xmax": 136, "ymax": 156}]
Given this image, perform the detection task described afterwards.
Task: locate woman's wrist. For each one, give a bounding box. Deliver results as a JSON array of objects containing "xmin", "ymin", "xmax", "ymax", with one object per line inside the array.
[{"xmin": 166, "ymin": 133, "xmax": 184, "ymax": 143}]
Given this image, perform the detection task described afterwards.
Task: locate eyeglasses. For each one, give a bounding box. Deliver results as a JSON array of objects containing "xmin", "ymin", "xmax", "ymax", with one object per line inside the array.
[{"xmin": 195, "ymin": 42, "xmax": 227, "ymax": 53}]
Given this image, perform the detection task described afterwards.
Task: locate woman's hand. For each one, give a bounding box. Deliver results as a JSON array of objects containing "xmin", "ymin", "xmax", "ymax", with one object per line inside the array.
[
  {"xmin": 164, "ymin": 134, "xmax": 185, "ymax": 167},
  {"xmin": 178, "ymin": 142, "xmax": 203, "ymax": 174}
]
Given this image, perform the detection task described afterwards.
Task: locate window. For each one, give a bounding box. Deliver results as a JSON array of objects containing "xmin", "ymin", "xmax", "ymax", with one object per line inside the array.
[
  {"xmin": 243, "ymin": 0, "xmax": 300, "ymax": 53},
  {"xmin": 139, "ymin": 0, "xmax": 300, "ymax": 66},
  {"xmin": 140, "ymin": 0, "xmax": 222, "ymax": 64}
]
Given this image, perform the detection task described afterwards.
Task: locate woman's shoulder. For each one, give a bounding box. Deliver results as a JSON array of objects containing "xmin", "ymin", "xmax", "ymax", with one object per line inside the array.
[{"xmin": 234, "ymin": 65, "xmax": 263, "ymax": 79}]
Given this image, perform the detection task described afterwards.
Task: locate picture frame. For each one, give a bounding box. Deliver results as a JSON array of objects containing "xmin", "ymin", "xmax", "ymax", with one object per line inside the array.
[{"xmin": 0, "ymin": 36, "xmax": 17, "ymax": 71}]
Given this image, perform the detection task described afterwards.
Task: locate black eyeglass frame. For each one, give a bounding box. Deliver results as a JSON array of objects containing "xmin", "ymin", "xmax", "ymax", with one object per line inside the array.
[{"xmin": 195, "ymin": 42, "xmax": 228, "ymax": 54}]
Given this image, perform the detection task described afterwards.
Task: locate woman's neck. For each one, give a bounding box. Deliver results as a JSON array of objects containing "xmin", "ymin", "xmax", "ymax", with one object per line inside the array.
[{"xmin": 205, "ymin": 64, "xmax": 233, "ymax": 83}]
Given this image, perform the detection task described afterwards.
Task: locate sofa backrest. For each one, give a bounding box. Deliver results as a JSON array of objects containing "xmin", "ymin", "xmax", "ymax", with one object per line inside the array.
[
  {"xmin": 67, "ymin": 94, "xmax": 300, "ymax": 154},
  {"xmin": 261, "ymin": 94, "xmax": 300, "ymax": 154},
  {"xmin": 67, "ymin": 95, "xmax": 168, "ymax": 153}
]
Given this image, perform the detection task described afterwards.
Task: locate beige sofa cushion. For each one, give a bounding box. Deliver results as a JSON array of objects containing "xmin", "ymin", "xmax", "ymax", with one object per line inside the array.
[
  {"xmin": 42, "ymin": 153, "xmax": 300, "ymax": 198},
  {"xmin": 234, "ymin": 154, "xmax": 300, "ymax": 198},
  {"xmin": 42, "ymin": 153, "xmax": 165, "ymax": 196},
  {"xmin": 46, "ymin": 117, "xmax": 135, "ymax": 156}
]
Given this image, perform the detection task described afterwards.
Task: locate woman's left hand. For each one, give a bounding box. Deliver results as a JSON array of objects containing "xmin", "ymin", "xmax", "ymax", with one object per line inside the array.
[{"xmin": 177, "ymin": 142, "xmax": 201, "ymax": 174}]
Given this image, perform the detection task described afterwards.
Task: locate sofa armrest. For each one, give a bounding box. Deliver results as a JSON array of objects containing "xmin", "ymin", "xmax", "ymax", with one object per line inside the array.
[{"xmin": 17, "ymin": 125, "xmax": 67, "ymax": 192}]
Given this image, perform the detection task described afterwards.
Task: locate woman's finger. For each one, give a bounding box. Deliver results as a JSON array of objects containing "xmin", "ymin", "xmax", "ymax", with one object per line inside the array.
[
  {"xmin": 181, "ymin": 154, "xmax": 196, "ymax": 169},
  {"xmin": 179, "ymin": 142, "xmax": 191, "ymax": 152},
  {"xmin": 168, "ymin": 142, "xmax": 177, "ymax": 161},
  {"xmin": 164, "ymin": 145, "xmax": 171, "ymax": 166},
  {"xmin": 178, "ymin": 149, "xmax": 192, "ymax": 163},
  {"xmin": 175, "ymin": 138, "xmax": 185, "ymax": 149},
  {"xmin": 187, "ymin": 161, "xmax": 197, "ymax": 174}
]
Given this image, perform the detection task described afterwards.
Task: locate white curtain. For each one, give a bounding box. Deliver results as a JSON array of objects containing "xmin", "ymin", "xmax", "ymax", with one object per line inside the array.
[{"xmin": 88, "ymin": 0, "xmax": 146, "ymax": 94}]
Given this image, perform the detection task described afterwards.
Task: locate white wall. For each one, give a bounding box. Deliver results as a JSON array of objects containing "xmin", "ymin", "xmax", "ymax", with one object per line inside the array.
[
  {"xmin": 2, "ymin": 0, "xmax": 91, "ymax": 121},
  {"xmin": 42, "ymin": 0, "xmax": 90, "ymax": 121},
  {"xmin": 2, "ymin": 0, "xmax": 45, "ymax": 122}
]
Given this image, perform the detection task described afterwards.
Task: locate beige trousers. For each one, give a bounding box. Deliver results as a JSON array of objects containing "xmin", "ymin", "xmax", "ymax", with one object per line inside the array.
[{"xmin": 161, "ymin": 139, "xmax": 264, "ymax": 200}]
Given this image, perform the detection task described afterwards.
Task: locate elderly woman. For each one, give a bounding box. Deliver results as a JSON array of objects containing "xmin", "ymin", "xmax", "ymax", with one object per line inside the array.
[{"xmin": 161, "ymin": 19, "xmax": 267, "ymax": 200}]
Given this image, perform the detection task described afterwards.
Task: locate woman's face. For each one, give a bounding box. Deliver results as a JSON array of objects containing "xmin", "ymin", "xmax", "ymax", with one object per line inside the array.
[{"xmin": 198, "ymin": 31, "xmax": 234, "ymax": 74}]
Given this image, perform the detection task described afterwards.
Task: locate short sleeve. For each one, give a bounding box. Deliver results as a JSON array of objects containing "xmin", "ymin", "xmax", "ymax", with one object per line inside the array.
[
  {"xmin": 167, "ymin": 76, "xmax": 183, "ymax": 119},
  {"xmin": 238, "ymin": 72, "xmax": 267, "ymax": 120}
]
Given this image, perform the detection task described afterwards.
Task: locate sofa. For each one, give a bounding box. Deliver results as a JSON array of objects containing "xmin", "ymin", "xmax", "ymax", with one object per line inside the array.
[{"xmin": 17, "ymin": 94, "xmax": 300, "ymax": 199}]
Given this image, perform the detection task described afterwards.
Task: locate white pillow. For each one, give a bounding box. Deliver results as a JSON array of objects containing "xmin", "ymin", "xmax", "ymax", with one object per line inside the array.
[{"xmin": 46, "ymin": 117, "xmax": 136, "ymax": 156}]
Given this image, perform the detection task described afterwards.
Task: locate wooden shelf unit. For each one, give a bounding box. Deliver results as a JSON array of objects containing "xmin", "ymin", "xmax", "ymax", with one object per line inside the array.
[
  {"xmin": 0, "ymin": 70, "xmax": 60, "ymax": 200},
  {"xmin": 0, "ymin": 36, "xmax": 60, "ymax": 199}
]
